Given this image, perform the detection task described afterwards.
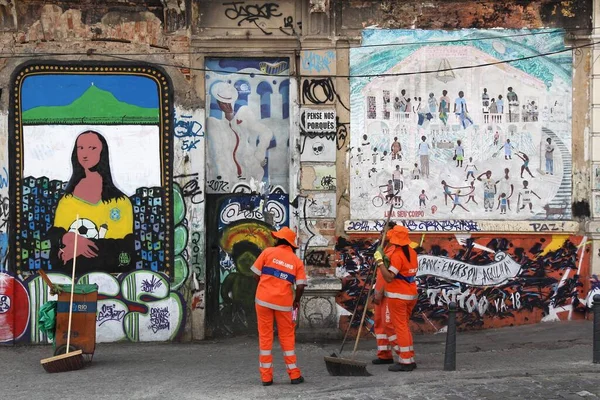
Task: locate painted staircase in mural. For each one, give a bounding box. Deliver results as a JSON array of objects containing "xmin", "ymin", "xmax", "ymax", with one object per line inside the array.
[{"xmin": 541, "ymin": 127, "xmax": 572, "ymax": 218}]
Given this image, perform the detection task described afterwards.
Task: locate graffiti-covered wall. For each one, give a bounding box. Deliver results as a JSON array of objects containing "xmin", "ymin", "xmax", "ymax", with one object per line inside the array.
[
  {"xmin": 349, "ymin": 29, "xmax": 573, "ymax": 221},
  {"xmin": 203, "ymin": 58, "xmax": 293, "ymax": 335},
  {"xmin": 336, "ymin": 233, "xmax": 593, "ymax": 334},
  {"xmin": 1, "ymin": 62, "xmax": 206, "ymax": 344}
]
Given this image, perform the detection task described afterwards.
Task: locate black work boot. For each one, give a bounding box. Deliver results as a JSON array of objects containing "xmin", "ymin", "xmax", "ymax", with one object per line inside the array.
[
  {"xmin": 262, "ymin": 380, "xmax": 273, "ymax": 386},
  {"xmin": 290, "ymin": 376, "xmax": 305, "ymax": 385},
  {"xmin": 372, "ymin": 358, "xmax": 394, "ymax": 365},
  {"xmin": 388, "ymin": 363, "xmax": 415, "ymax": 372}
]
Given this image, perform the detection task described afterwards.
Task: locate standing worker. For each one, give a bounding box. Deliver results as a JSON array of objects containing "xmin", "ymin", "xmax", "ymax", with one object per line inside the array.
[
  {"xmin": 251, "ymin": 227, "xmax": 307, "ymax": 386},
  {"xmin": 374, "ymin": 226, "xmax": 418, "ymax": 372},
  {"xmin": 372, "ymin": 226, "xmax": 397, "ymax": 365}
]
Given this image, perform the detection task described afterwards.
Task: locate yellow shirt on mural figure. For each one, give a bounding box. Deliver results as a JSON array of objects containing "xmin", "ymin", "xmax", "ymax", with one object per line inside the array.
[{"xmin": 53, "ymin": 195, "xmax": 134, "ymax": 239}]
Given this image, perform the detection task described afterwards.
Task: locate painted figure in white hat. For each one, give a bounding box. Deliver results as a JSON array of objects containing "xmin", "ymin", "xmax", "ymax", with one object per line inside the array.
[{"xmin": 206, "ymin": 81, "xmax": 275, "ymax": 185}]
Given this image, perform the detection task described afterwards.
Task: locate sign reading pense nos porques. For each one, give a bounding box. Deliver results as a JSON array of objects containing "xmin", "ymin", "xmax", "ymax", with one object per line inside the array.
[
  {"xmin": 416, "ymin": 252, "xmax": 522, "ymax": 286},
  {"xmin": 300, "ymin": 108, "xmax": 336, "ymax": 133}
]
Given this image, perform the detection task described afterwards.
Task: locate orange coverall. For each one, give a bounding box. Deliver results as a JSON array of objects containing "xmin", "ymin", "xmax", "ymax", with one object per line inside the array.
[
  {"xmin": 251, "ymin": 244, "xmax": 307, "ymax": 383},
  {"xmin": 373, "ymin": 246, "xmax": 396, "ymax": 360},
  {"xmin": 385, "ymin": 246, "xmax": 419, "ymax": 365}
]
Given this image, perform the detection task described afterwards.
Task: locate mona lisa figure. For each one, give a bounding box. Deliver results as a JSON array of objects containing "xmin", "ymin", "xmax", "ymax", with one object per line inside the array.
[{"xmin": 49, "ymin": 130, "xmax": 136, "ymax": 272}]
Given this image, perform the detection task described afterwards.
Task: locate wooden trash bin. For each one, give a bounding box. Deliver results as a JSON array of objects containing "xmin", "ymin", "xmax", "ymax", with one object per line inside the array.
[{"xmin": 54, "ymin": 284, "xmax": 98, "ymax": 362}]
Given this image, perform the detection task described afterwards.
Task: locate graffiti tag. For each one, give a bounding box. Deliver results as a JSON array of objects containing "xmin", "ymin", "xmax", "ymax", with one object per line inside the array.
[
  {"xmin": 426, "ymin": 287, "xmax": 522, "ymax": 316},
  {"xmin": 0, "ymin": 195, "xmax": 8, "ymax": 233},
  {"xmin": 302, "ymin": 78, "xmax": 349, "ymax": 111},
  {"xmin": 0, "ymin": 167, "xmax": 8, "ymax": 189},
  {"xmin": 97, "ymin": 304, "xmax": 126, "ymax": 326},
  {"xmin": 529, "ymin": 223, "xmax": 562, "ymax": 232},
  {"xmin": 345, "ymin": 219, "xmax": 481, "ymax": 233},
  {"xmin": 174, "ymin": 173, "xmax": 204, "ymax": 204},
  {"xmin": 190, "ymin": 232, "xmax": 203, "ymax": 277},
  {"xmin": 141, "ymin": 276, "xmax": 163, "ymax": 293},
  {"xmin": 149, "ymin": 307, "xmax": 171, "ymax": 333},
  {"xmin": 301, "ymin": 50, "xmax": 335, "ymax": 74},
  {"xmin": 175, "ymin": 114, "xmax": 203, "ymax": 152},
  {"xmin": 224, "ymin": 1, "xmax": 282, "ymax": 35},
  {"xmin": 174, "ymin": 116, "xmax": 203, "ymax": 139},
  {"xmin": 208, "ymin": 179, "xmax": 230, "ymax": 193},
  {"xmin": 336, "ymin": 118, "xmax": 348, "ymax": 150},
  {"xmin": 305, "ymin": 250, "xmax": 330, "ymax": 267},
  {"xmin": 279, "ymin": 15, "xmax": 301, "ymax": 35},
  {"xmin": 320, "ymin": 175, "xmax": 336, "ymax": 190}
]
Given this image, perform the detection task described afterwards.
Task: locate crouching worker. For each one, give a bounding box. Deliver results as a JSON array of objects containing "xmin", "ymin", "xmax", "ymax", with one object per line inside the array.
[
  {"xmin": 374, "ymin": 226, "xmax": 418, "ymax": 372},
  {"xmin": 251, "ymin": 227, "xmax": 307, "ymax": 386}
]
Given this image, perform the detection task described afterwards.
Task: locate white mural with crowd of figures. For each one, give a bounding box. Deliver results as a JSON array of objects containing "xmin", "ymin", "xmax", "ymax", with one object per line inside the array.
[{"xmin": 349, "ymin": 29, "xmax": 572, "ymax": 220}]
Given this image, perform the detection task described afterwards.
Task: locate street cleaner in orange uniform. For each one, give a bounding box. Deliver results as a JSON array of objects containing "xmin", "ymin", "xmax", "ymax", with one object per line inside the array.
[
  {"xmin": 372, "ymin": 225, "xmax": 397, "ymax": 365},
  {"xmin": 251, "ymin": 227, "xmax": 307, "ymax": 386},
  {"xmin": 374, "ymin": 225, "xmax": 419, "ymax": 372}
]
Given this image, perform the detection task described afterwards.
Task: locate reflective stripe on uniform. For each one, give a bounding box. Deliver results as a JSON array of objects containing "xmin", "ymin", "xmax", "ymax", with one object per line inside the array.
[
  {"xmin": 251, "ymin": 265, "xmax": 261, "ymax": 276},
  {"xmin": 283, "ymin": 350, "xmax": 295, "ymax": 356},
  {"xmin": 385, "ymin": 291, "xmax": 418, "ymax": 300},
  {"xmin": 259, "ymin": 362, "xmax": 272, "ymax": 368},
  {"xmin": 376, "ymin": 334, "xmax": 388, "ymax": 340},
  {"xmin": 389, "ymin": 266, "xmax": 399, "ymax": 274},
  {"xmin": 399, "ymin": 357, "xmax": 414, "ymax": 363},
  {"xmin": 399, "ymin": 346, "xmax": 413, "ymax": 352},
  {"xmin": 393, "ymin": 345, "xmax": 400, "ymax": 352},
  {"xmin": 394, "ymin": 273, "xmax": 416, "ymax": 283},
  {"xmin": 377, "ymin": 345, "xmax": 389, "ymax": 351},
  {"xmin": 286, "ymin": 363, "xmax": 297, "ymax": 370},
  {"xmin": 262, "ymin": 266, "xmax": 296, "ymax": 283},
  {"xmin": 388, "ymin": 335, "xmax": 397, "ymax": 342},
  {"xmin": 296, "ymin": 279, "xmax": 307, "ymax": 285},
  {"xmin": 259, "ymin": 350, "xmax": 271, "ymax": 356},
  {"xmin": 255, "ymin": 298, "xmax": 294, "ymax": 312}
]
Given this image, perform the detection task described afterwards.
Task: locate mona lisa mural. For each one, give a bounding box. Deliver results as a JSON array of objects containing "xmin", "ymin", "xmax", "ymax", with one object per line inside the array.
[{"xmin": 9, "ymin": 62, "xmax": 174, "ymax": 275}]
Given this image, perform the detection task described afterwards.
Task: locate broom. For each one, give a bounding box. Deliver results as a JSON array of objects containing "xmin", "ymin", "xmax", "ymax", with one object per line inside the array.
[
  {"xmin": 41, "ymin": 215, "xmax": 85, "ymax": 373},
  {"xmin": 324, "ymin": 199, "xmax": 396, "ymax": 376}
]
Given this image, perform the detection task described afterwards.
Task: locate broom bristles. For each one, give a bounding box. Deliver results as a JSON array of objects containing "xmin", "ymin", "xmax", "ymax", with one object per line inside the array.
[
  {"xmin": 324, "ymin": 356, "xmax": 372, "ymax": 376},
  {"xmin": 41, "ymin": 349, "xmax": 85, "ymax": 373}
]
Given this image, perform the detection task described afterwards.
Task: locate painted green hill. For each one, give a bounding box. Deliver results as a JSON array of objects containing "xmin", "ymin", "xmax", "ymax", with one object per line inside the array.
[{"xmin": 22, "ymin": 85, "xmax": 159, "ymax": 125}]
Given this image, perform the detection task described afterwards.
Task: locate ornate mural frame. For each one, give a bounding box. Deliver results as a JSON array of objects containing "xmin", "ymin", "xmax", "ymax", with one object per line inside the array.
[{"xmin": 8, "ymin": 61, "xmax": 175, "ymax": 278}]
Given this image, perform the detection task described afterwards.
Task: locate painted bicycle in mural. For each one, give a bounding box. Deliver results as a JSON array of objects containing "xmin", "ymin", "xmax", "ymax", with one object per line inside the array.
[{"xmin": 372, "ymin": 185, "xmax": 404, "ymax": 209}]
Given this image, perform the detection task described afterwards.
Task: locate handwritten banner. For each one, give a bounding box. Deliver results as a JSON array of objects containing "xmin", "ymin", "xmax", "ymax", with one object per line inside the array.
[
  {"xmin": 417, "ymin": 252, "xmax": 522, "ymax": 286},
  {"xmin": 344, "ymin": 219, "xmax": 580, "ymax": 233}
]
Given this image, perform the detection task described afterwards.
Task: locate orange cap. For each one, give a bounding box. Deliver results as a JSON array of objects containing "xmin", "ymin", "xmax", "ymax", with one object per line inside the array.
[
  {"xmin": 388, "ymin": 225, "xmax": 411, "ymax": 246},
  {"xmin": 271, "ymin": 227, "xmax": 298, "ymax": 248}
]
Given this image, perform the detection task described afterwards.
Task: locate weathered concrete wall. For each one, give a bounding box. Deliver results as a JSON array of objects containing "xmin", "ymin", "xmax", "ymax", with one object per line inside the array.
[
  {"xmin": 0, "ymin": 1, "xmax": 206, "ymax": 345},
  {"xmin": 0, "ymin": 0, "xmax": 596, "ymax": 344}
]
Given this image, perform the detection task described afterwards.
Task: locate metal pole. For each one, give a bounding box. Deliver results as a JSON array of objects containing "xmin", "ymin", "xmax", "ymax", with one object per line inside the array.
[
  {"xmin": 444, "ymin": 301, "xmax": 457, "ymax": 371},
  {"xmin": 594, "ymin": 295, "xmax": 600, "ymax": 364}
]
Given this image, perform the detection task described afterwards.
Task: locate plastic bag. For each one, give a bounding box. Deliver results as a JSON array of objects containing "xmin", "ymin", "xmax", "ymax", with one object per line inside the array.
[{"xmin": 38, "ymin": 301, "xmax": 57, "ymax": 341}]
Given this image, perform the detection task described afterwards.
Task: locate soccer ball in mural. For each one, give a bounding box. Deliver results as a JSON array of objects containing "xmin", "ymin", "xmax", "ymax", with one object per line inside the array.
[{"xmin": 69, "ymin": 218, "xmax": 99, "ymax": 239}]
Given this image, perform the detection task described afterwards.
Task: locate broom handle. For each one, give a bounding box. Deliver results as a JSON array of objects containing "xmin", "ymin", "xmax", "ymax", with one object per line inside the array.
[
  {"xmin": 338, "ymin": 257, "xmax": 374, "ymax": 355},
  {"xmin": 66, "ymin": 214, "xmax": 79, "ymax": 355},
  {"xmin": 349, "ymin": 197, "xmax": 396, "ymax": 359},
  {"xmin": 339, "ymin": 197, "xmax": 395, "ymax": 355},
  {"xmin": 351, "ymin": 285, "xmax": 373, "ymax": 359}
]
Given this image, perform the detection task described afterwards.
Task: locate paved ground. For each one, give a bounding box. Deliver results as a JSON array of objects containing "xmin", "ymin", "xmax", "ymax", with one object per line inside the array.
[{"xmin": 1, "ymin": 321, "xmax": 599, "ymax": 400}]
